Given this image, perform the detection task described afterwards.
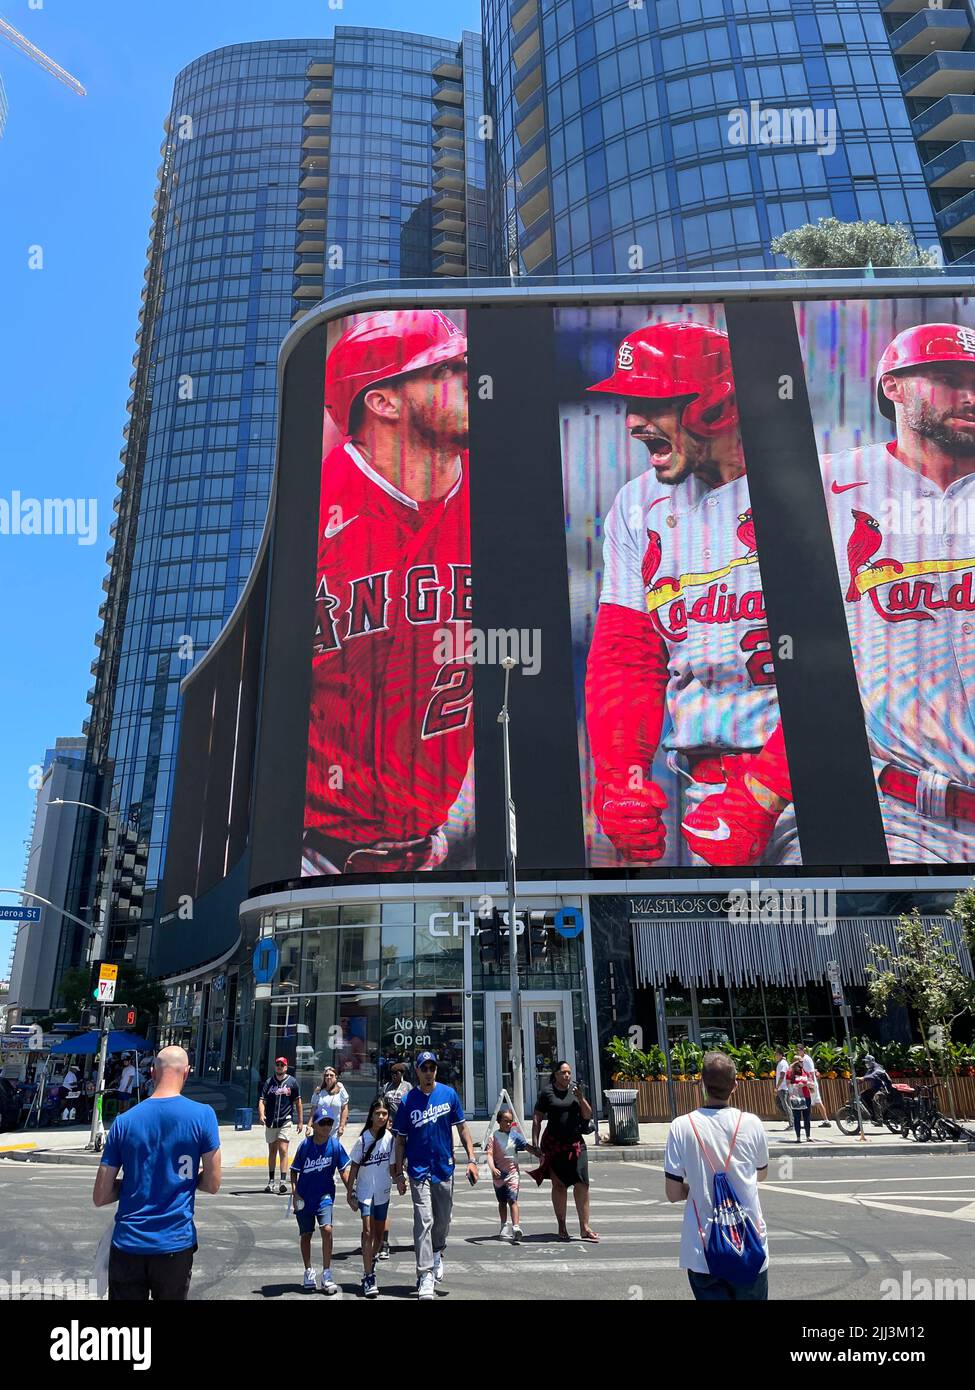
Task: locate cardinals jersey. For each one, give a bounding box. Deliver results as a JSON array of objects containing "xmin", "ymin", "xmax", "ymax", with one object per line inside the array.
[
  {"xmin": 304, "ymin": 441, "xmax": 473, "ymax": 846},
  {"xmin": 599, "ymin": 469, "xmax": 779, "ymax": 752},
  {"xmin": 821, "ymin": 442, "xmax": 975, "ymax": 789}
]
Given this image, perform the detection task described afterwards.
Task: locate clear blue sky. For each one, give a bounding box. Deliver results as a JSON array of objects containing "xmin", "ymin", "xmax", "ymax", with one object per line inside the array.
[{"xmin": 0, "ymin": 0, "xmax": 481, "ymax": 968}]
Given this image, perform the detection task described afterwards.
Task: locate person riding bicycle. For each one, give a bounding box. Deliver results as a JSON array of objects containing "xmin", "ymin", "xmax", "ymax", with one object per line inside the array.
[{"xmin": 860, "ymin": 1056, "xmax": 891, "ymax": 1112}]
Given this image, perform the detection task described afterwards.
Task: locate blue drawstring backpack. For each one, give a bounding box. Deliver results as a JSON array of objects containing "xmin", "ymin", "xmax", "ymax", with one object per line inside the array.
[{"xmin": 689, "ymin": 1111, "xmax": 766, "ymax": 1286}]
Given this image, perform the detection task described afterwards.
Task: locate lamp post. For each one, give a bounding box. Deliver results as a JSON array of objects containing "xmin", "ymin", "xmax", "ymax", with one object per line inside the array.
[
  {"xmin": 51, "ymin": 798, "xmax": 116, "ymax": 965},
  {"xmin": 498, "ymin": 656, "xmax": 526, "ymax": 1123}
]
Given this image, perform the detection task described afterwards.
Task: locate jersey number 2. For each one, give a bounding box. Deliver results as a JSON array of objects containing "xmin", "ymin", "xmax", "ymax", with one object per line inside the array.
[
  {"xmin": 422, "ymin": 662, "xmax": 474, "ymax": 738},
  {"xmin": 740, "ymin": 626, "xmax": 775, "ymax": 687}
]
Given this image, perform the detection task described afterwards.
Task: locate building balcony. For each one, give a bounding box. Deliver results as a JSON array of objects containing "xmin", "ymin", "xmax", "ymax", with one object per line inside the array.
[
  {"xmin": 923, "ymin": 139, "xmax": 975, "ymax": 188},
  {"xmin": 293, "ymin": 281, "xmax": 324, "ymax": 300},
  {"xmin": 302, "ymin": 132, "xmax": 330, "ymax": 151},
  {"xmin": 299, "ymin": 174, "xmax": 328, "ymax": 192},
  {"xmin": 304, "ymin": 83, "xmax": 331, "ymax": 101},
  {"xmin": 297, "ymin": 216, "xmax": 327, "ymax": 235},
  {"xmin": 515, "ymin": 85, "xmax": 544, "ymax": 145},
  {"xmin": 513, "ymin": 13, "xmax": 540, "ymax": 71},
  {"xmin": 889, "ymin": 6, "xmax": 970, "ymax": 56},
  {"xmin": 433, "ymin": 107, "xmax": 464, "ymax": 131},
  {"xmin": 511, "ymin": 0, "xmax": 536, "ymax": 34},
  {"xmin": 434, "ymin": 168, "xmax": 464, "ymax": 192},
  {"xmin": 433, "ymin": 229, "xmax": 467, "ymax": 256},
  {"xmin": 86, "ymin": 687, "xmax": 96, "ymax": 705},
  {"xmin": 301, "ymin": 153, "xmax": 328, "ymax": 171},
  {"xmin": 434, "ymin": 127, "xmax": 464, "ymax": 152},
  {"xmin": 303, "ymin": 110, "xmax": 331, "ymax": 129},
  {"xmin": 432, "ymin": 57, "xmax": 463, "ymax": 82},
  {"xmin": 298, "ymin": 194, "xmax": 328, "ymax": 211},
  {"xmin": 936, "ymin": 184, "xmax": 975, "ymax": 237},
  {"xmin": 433, "ymin": 80, "xmax": 464, "ymax": 105},
  {"xmin": 517, "ymin": 168, "xmax": 550, "ymax": 230},
  {"xmin": 433, "ymin": 188, "xmax": 466, "ymax": 213},
  {"xmin": 307, "ymin": 60, "xmax": 333, "ymax": 79},
  {"xmin": 433, "ymin": 209, "xmax": 466, "ymax": 234},
  {"xmin": 514, "ymin": 50, "xmax": 542, "ymax": 107},
  {"xmin": 912, "ymin": 92, "xmax": 975, "ymax": 142},
  {"xmin": 296, "ymin": 237, "xmax": 325, "ymax": 255},
  {"xmin": 434, "ymin": 150, "xmax": 465, "ymax": 173},
  {"xmin": 902, "ymin": 51, "xmax": 975, "ymax": 99},
  {"xmin": 433, "ymin": 252, "xmax": 467, "ymax": 276},
  {"xmin": 295, "ymin": 260, "xmax": 325, "ymax": 278}
]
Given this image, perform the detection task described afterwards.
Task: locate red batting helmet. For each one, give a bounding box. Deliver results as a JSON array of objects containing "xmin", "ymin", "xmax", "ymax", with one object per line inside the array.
[
  {"xmin": 876, "ymin": 321, "xmax": 975, "ymax": 420},
  {"xmin": 325, "ymin": 310, "xmax": 467, "ymax": 435},
  {"xmin": 587, "ymin": 321, "xmax": 738, "ymax": 438}
]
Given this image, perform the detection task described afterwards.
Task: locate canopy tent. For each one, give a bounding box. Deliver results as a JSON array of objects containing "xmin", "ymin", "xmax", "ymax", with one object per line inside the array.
[{"xmin": 49, "ymin": 1031, "xmax": 153, "ymax": 1056}]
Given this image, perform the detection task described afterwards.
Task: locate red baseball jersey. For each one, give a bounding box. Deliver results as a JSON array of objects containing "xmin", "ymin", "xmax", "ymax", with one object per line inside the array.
[{"xmin": 304, "ymin": 441, "xmax": 473, "ymax": 845}]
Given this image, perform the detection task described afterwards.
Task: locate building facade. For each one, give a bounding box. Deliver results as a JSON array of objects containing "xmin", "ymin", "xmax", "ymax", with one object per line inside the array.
[
  {"xmin": 483, "ymin": 0, "xmax": 951, "ymax": 274},
  {"xmin": 58, "ymin": 29, "xmax": 489, "ymax": 1007}
]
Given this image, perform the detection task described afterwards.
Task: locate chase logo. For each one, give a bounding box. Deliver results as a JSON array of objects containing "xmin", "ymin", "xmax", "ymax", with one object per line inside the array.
[
  {"xmin": 617, "ymin": 341, "xmax": 634, "ymax": 370},
  {"xmin": 553, "ymin": 906, "xmax": 584, "ymax": 939}
]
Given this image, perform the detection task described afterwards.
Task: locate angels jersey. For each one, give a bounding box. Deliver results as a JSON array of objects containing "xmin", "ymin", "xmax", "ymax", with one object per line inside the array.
[
  {"xmin": 600, "ymin": 469, "xmax": 779, "ymax": 752},
  {"xmin": 304, "ymin": 441, "xmax": 473, "ymax": 848},
  {"xmin": 822, "ymin": 442, "xmax": 975, "ymax": 860}
]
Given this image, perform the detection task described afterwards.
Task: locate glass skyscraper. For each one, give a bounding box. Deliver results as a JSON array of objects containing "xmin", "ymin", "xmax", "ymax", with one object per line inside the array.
[
  {"xmin": 483, "ymin": 0, "xmax": 947, "ymax": 274},
  {"xmin": 57, "ymin": 29, "xmax": 489, "ymax": 993}
]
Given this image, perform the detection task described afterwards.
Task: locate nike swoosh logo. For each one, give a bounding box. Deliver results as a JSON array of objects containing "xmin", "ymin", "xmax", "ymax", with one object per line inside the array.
[
  {"xmin": 831, "ymin": 480, "xmax": 867, "ymax": 494},
  {"xmin": 682, "ymin": 817, "xmax": 731, "ymax": 842},
  {"xmin": 324, "ymin": 514, "xmax": 359, "ymax": 538}
]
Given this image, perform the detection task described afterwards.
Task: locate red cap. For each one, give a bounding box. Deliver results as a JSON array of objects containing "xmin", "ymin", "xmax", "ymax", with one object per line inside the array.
[
  {"xmin": 876, "ymin": 322, "xmax": 975, "ymax": 420},
  {"xmin": 274, "ymin": 1057, "xmax": 288, "ymax": 1066}
]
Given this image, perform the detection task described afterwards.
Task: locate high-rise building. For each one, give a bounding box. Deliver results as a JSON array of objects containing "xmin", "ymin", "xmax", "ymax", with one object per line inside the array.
[
  {"xmin": 482, "ymin": 0, "xmax": 949, "ymax": 274},
  {"xmin": 8, "ymin": 738, "xmax": 87, "ymax": 1017},
  {"xmin": 57, "ymin": 29, "xmax": 489, "ymax": 1000}
]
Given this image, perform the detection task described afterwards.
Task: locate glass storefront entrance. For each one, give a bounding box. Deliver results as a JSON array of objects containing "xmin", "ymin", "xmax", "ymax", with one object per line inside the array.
[{"xmin": 487, "ymin": 992, "xmax": 573, "ymax": 1113}]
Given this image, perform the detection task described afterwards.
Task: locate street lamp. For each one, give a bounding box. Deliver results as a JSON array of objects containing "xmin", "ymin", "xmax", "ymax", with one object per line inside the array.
[
  {"xmin": 50, "ymin": 797, "xmax": 117, "ymax": 965},
  {"xmin": 497, "ymin": 655, "xmax": 526, "ymax": 1124}
]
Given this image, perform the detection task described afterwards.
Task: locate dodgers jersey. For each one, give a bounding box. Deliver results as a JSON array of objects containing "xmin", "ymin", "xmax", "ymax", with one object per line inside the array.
[
  {"xmin": 821, "ymin": 442, "xmax": 975, "ymax": 788},
  {"xmin": 304, "ymin": 441, "xmax": 474, "ymax": 845},
  {"xmin": 599, "ymin": 469, "xmax": 779, "ymax": 752}
]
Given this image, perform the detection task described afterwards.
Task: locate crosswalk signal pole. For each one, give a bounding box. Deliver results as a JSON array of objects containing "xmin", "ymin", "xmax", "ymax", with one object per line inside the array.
[
  {"xmin": 87, "ymin": 1004, "xmax": 111, "ymax": 1152},
  {"xmin": 499, "ymin": 656, "xmax": 526, "ymax": 1125}
]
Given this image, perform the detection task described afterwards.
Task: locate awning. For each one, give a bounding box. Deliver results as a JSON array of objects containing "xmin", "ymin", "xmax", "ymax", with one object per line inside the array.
[{"xmin": 631, "ymin": 916, "xmax": 971, "ymax": 989}]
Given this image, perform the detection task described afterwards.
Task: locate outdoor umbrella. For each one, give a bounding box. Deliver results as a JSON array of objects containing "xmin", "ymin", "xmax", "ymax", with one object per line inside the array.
[{"xmin": 50, "ymin": 1031, "xmax": 153, "ymax": 1055}]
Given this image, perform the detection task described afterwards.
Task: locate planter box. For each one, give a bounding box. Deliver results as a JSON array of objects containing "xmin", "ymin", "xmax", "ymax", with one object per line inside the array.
[{"xmin": 630, "ymin": 1075, "xmax": 975, "ymax": 1120}]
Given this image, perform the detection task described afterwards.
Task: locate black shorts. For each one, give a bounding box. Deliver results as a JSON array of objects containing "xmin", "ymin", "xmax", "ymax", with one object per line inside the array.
[{"xmin": 108, "ymin": 1244, "xmax": 195, "ymax": 1301}]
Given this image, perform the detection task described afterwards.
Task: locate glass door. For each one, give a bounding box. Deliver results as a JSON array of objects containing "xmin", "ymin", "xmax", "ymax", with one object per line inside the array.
[{"xmin": 490, "ymin": 993, "xmax": 571, "ymax": 1115}]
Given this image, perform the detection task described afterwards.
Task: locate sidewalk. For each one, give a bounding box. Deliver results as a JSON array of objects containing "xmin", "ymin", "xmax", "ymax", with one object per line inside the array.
[{"xmin": 3, "ymin": 1117, "xmax": 972, "ymax": 1167}]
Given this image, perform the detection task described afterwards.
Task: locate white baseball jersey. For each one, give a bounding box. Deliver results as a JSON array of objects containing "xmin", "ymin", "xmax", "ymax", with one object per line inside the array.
[
  {"xmin": 600, "ymin": 469, "xmax": 779, "ymax": 752},
  {"xmin": 822, "ymin": 443, "xmax": 975, "ymax": 860}
]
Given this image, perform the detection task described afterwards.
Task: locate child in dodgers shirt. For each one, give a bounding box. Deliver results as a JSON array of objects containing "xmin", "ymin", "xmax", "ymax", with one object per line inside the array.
[{"xmin": 290, "ymin": 1108, "xmax": 351, "ymax": 1294}]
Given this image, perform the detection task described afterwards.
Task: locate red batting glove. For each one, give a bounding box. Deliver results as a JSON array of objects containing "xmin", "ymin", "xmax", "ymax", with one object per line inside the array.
[
  {"xmin": 593, "ymin": 780, "xmax": 667, "ymax": 862},
  {"xmin": 680, "ymin": 776, "xmax": 780, "ymax": 866}
]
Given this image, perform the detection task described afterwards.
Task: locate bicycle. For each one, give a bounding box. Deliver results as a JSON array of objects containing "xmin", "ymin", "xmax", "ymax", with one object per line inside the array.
[{"xmin": 833, "ymin": 1086, "xmax": 887, "ymax": 1135}]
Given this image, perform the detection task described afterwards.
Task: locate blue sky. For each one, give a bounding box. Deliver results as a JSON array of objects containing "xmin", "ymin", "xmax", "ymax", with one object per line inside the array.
[{"xmin": 0, "ymin": 0, "xmax": 481, "ymax": 968}]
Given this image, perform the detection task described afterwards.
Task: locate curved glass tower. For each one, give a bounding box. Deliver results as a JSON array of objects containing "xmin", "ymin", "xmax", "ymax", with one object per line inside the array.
[{"xmin": 484, "ymin": 0, "xmax": 944, "ymax": 274}]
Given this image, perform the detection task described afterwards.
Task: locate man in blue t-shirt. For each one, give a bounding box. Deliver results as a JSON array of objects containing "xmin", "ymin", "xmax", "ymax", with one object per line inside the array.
[
  {"xmin": 92, "ymin": 1045, "xmax": 221, "ymax": 1301},
  {"xmin": 290, "ymin": 1107, "xmax": 351, "ymax": 1294},
  {"xmin": 391, "ymin": 1050, "xmax": 478, "ymax": 1300}
]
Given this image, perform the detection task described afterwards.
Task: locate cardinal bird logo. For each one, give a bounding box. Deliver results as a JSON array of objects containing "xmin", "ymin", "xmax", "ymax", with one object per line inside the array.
[
  {"xmin": 845, "ymin": 509, "xmax": 882, "ymax": 601},
  {"xmin": 641, "ymin": 528, "xmax": 662, "ymax": 589},
  {"xmin": 736, "ymin": 509, "xmax": 756, "ymax": 555}
]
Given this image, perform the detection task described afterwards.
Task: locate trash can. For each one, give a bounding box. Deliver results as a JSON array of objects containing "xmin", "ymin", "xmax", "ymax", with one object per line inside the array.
[
  {"xmin": 234, "ymin": 1107, "xmax": 253, "ymax": 1131},
  {"xmin": 604, "ymin": 1089, "xmax": 640, "ymax": 1145}
]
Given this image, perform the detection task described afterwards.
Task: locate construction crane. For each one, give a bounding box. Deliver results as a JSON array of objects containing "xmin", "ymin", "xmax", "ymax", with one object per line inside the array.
[{"xmin": 0, "ymin": 14, "xmax": 86, "ymax": 96}]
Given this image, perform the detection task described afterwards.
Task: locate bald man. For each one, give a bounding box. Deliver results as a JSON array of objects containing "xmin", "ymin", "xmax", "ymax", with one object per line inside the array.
[{"xmin": 93, "ymin": 1046, "xmax": 221, "ymax": 1301}]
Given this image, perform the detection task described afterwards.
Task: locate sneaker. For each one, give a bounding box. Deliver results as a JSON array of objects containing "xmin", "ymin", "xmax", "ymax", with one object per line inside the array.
[
  {"xmin": 320, "ymin": 1270, "xmax": 339, "ymax": 1295},
  {"xmin": 364, "ymin": 1273, "xmax": 379, "ymax": 1299},
  {"xmin": 264, "ymin": 1181, "xmax": 275, "ymax": 1193},
  {"xmin": 377, "ymin": 1239, "xmax": 390, "ymax": 1261},
  {"xmin": 499, "ymin": 1221, "xmax": 513, "ymax": 1241},
  {"xmin": 417, "ymin": 1271, "xmax": 435, "ymax": 1300},
  {"xmin": 433, "ymin": 1252, "xmax": 445, "ymax": 1284},
  {"xmin": 819, "ymin": 1121, "xmax": 831, "ymax": 1129},
  {"xmin": 278, "ymin": 1180, "xmax": 289, "ymax": 1194},
  {"xmin": 511, "ymin": 1225, "xmax": 523, "ymax": 1244},
  {"xmin": 302, "ymin": 1268, "xmax": 316, "ymax": 1292}
]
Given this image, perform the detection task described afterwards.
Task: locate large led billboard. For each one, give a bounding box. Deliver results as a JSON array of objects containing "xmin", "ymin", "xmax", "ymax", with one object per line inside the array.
[{"xmin": 161, "ymin": 285, "xmax": 975, "ymax": 925}]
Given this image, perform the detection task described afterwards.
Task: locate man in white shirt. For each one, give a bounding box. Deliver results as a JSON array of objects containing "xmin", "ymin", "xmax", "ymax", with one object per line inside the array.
[
  {"xmin": 664, "ymin": 1051, "xmax": 769, "ymax": 1300},
  {"xmin": 117, "ymin": 1055, "xmax": 138, "ymax": 1114},
  {"xmin": 773, "ymin": 1048, "xmax": 792, "ymax": 1130}
]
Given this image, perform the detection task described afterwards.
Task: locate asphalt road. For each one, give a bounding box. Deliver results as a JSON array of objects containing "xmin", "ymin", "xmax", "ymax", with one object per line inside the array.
[{"xmin": 2, "ymin": 1151, "xmax": 974, "ymax": 1302}]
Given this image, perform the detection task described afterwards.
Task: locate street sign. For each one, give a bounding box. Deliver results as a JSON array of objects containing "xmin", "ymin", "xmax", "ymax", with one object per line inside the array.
[
  {"xmin": 252, "ymin": 938, "xmax": 279, "ymax": 985},
  {"xmin": 553, "ymin": 906, "xmax": 584, "ymax": 939},
  {"xmin": 825, "ymin": 960, "xmax": 844, "ymax": 1007},
  {"xmin": 507, "ymin": 798, "xmax": 517, "ymax": 859},
  {"xmin": 93, "ymin": 963, "xmax": 118, "ymax": 1004},
  {"xmin": 0, "ymin": 906, "xmax": 41, "ymax": 921}
]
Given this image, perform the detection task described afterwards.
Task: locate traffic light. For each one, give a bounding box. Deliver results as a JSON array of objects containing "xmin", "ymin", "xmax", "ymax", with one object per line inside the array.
[
  {"xmin": 527, "ymin": 911, "xmax": 549, "ymax": 966},
  {"xmin": 477, "ymin": 910, "xmax": 501, "ymax": 968},
  {"xmin": 121, "ymin": 1006, "xmax": 137, "ymax": 1027}
]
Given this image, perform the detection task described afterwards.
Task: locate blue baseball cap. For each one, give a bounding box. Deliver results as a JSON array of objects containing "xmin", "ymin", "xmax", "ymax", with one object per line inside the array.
[
  {"xmin": 312, "ymin": 1107, "xmax": 334, "ymax": 1126},
  {"xmin": 415, "ymin": 1051, "xmax": 438, "ymax": 1069}
]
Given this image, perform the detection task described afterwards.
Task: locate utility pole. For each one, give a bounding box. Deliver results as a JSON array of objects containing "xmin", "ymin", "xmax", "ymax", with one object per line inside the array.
[
  {"xmin": 87, "ymin": 1004, "xmax": 111, "ymax": 1152},
  {"xmin": 498, "ymin": 656, "xmax": 525, "ymax": 1123},
  {"xmin": 827, "ymin": 960, "xmax": 865, "ymax": 1142}
]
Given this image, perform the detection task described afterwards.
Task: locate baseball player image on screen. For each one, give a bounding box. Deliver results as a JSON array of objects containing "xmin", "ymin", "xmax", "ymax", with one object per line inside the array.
[
  {"xmin": 816, "ymin": 320, "xmax": 975, "ymax": 863},
  {"xmin": 584, "ymin": 321, "xmax": 798, "ymax": 868},
  {"xmin": 302, "ymin": 310, "xmax": 473, "ymax": 877}
]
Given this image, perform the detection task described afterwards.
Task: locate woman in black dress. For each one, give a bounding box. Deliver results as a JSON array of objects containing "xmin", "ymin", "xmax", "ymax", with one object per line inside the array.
[{"xmin": 529, "ymin": 1059, "xmax": 599, "ymax": 1241}]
